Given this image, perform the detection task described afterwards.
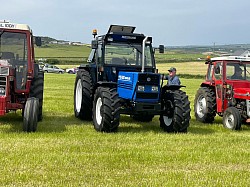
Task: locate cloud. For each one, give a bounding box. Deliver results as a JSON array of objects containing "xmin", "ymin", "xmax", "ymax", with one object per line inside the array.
[{"xmin": 2, "ymin": 0, "xmax": 250, "ymax": 45}]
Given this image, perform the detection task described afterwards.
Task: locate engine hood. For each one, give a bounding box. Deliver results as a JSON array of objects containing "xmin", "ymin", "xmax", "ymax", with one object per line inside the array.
[{"xmin": 234, "ymin": 88, "xmax": 250, "ymax": 100}]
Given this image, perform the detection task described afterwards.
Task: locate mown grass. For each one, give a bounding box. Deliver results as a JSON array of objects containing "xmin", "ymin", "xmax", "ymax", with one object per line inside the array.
[{"xmin": 1, "ymin": 70, "xmax": 250, "ymax": 186}]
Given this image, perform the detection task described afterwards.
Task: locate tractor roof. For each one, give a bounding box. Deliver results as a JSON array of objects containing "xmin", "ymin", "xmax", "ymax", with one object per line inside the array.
[
  {"xmin": 0, "ymin": 20, "xmax": 32, "ymax": 32},
  {"xmin": 211, "ymin": 56, "xmax": 250, "ymax": 62},
  {"xmin": 107, "ymin": 25, "xmax": 136, "ymax": 34}
]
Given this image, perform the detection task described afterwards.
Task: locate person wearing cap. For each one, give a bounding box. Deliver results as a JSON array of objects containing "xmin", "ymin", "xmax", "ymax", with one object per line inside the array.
[
  {"xmin": 231, "ymin": 67, "xmax": 243, "ymax": 80},
  {"xmin": 165, "ymin": 67, "xmax": 181, "ymax": 85}
]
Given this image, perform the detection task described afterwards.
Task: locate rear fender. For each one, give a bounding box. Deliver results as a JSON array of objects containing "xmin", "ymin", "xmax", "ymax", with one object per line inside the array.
[{"xmin": 161, "ymin": 84, "xmax": 185, "ymax": 93}]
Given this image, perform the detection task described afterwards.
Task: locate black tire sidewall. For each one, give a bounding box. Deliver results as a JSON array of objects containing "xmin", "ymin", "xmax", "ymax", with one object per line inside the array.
[
  {"xmin": 23, "ymin": 98, "xmax": 39, "ymax": 132},
  {"xmin": 223, "ymin": 107, "xmax": 241, "ymax": 130},
  {"xmin": 194, "ymin": 87, "xmax": 216, "ymax": 123},
  {"xmin": 74, "ymin": 70, "xmax": 93, "ymax": 120},
  {"xmin": 160, "ymin": 90, "xmax": 190, "ymax": 133}
]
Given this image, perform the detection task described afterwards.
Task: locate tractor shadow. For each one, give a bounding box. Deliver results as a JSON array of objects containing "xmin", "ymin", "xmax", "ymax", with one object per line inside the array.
[
  {"xmin": 0, "ymin": 112, "xmax": 89, "ymax": 133},
  {"xmin": 118, "ymin": 115, "xmax": 216, "ymax": 135}
]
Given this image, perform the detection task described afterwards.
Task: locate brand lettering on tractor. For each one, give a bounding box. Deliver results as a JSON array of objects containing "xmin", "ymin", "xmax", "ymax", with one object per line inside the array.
[
  {"xmin": 0, "ymin": 23, "xmax": 15, "ymax": 28},
  {"xmin": 122, "ymin": 36, "xmax": 136, "ymax": 40},
  {"xmin": 118, "ymin": 75, "xmax": 131, "ymax": 81}
]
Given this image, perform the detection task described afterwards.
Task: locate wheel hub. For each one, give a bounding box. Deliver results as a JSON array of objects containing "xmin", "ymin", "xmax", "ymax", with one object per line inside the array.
[
  {"xmin": 225, "ymin": 114, "xmax": 234, "ymax": 129},
  {"xmin": 96, "ymin": 97, "xmax": 102, "ymax": 126},
  {"xmin": 75, "ymin": 79, "xmax": 82, "ymax": 113},
  {"xmin": 197, "ymin": 96, "xmax": 206, "ymax": 118}
]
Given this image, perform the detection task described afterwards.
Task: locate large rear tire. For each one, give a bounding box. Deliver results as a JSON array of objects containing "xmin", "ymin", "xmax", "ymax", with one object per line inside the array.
[
  {"xmin": 23, "ymin": 97, "xmax": 39, "ymax": 132},
  {"xmin": 223, "ymin": 107, "xmax": 241, "ymax": 130},
  {"xmin": 194, "ymin": 87, "xmax": 216, "ymax": 123},
  {"xmin": 74, "ymin": 69, "xmax": 93, "ymax": 120},
  {"xmin": 160, "ymin": 90, "xmax": 190, "ymax": 133},
  {"xmin": 93, "ymin": 87, "xmax": 120, "ymax": 132},
  {"xmin": 29, "ymin": 71, "xmax": 44, "ymax": 121}
]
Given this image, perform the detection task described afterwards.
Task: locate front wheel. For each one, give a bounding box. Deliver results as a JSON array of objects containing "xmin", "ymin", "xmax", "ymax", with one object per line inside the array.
[
  {"xmin": 223, "ymin": 107, "xmax": 241, "ymax": 130},
  {"xmin": 160, "ymin": 90, "xmax": 190, "ymax": 133},
  {"xmin": 93, "ymin": 87, "xmax": 120, "ymax": 132},
  {"xmin": 23, "ymin": 97, "xmax": 39, "ymax": 132}
]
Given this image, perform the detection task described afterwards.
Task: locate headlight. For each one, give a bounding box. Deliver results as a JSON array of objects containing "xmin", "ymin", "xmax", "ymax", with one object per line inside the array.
[
  {"xmin": 0, "ymin": 87, "xmax": 5, "ymax": 95},
  {"xmin": 151, "ymin": 86, "xmax": 158, "ymax": 92},
  {"xmin": 137, "ymin": 85, "xmax": 145, "ymax": 92}
]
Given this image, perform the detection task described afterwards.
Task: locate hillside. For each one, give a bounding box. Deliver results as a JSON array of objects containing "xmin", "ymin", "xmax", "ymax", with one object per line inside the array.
[{"xmin": 34, "ymin": 39, "xmax": 250, "ymax": 65}]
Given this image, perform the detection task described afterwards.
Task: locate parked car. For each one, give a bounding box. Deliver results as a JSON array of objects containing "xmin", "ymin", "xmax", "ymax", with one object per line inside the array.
[
  {"xmin": 66, "ymin": 67, "xmax": 78, "ymax": 74},
  {"xmin": 43, "ymin": 64, "xmax": 64, "ymax": 73}
]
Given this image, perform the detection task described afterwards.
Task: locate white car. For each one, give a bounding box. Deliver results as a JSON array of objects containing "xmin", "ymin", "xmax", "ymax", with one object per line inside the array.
[
  {"xmin": 66, "ymin": 67, "xmax": 78, "ymax": 74},
  {"xmin": 43, "ymin": 64, "xmax": 64, "ymax": 73}
]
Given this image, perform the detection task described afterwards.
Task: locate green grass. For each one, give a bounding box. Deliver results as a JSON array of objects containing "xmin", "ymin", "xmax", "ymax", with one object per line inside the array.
[{"xmin": 1, "ymin": 71, "xmax": 250, "ymax": 186}]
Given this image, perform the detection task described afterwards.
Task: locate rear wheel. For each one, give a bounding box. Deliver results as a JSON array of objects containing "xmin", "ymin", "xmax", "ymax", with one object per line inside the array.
[
  {"xmin": 23, "ymin": 97, "xmax": 39, "ymax": 132},
  {"xmin": 194, "ymin": 87, "xmax": 216, "ymax": 123},
  {"xmin": 93, "ymin": 87, "xmax": 120, "ymax": 132},
  {"xmin": 160, "ymin": 90, "xmax": 190, "ymax": 133},
  {"xmin": 223, "ymin": 107, "xmax": 241, "ymax": 130},
  {"xmin": 29, "ymin": 71, "xmax": 44, "ymax": 121},
  {"xmin": 74, "ymin": 69, "xmax": 93, "ymax": 120}
]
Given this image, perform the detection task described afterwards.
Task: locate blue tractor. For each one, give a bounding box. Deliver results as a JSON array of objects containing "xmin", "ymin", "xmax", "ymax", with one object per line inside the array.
[{"xmin": 74, "ymin": 25, "xmax": 190, "ymax": 133}]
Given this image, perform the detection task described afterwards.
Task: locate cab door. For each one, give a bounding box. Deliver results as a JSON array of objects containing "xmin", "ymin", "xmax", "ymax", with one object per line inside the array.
[{"xmin": 213, "ymin": 61, "xmax": 224, "ymax": 113}]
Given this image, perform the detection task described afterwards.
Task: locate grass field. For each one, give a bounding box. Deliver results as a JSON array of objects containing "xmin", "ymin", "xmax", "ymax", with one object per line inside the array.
[{"xmin": 1, "ymin": 67, "xmax": 250, "ymax": 186}]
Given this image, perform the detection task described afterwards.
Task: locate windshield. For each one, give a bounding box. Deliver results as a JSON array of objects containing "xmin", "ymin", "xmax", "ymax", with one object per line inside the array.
[
  {"xmin": 104, "ymin": 43, "xmax": 153, "ymax": 67},
  {"xmin": 0, "ymin": 31, "xmax": 28, "ymax": 90},
  {"xmin": 226, "ymin": 62, "xmax": 250, "ymax": 81},
  {"xmin": 0, "ymin": 31, "xmax": 28, "ymax": 64}
]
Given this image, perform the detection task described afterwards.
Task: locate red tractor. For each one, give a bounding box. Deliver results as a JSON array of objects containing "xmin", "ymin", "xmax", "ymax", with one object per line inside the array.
[
  {"xmin": 194, "ymin": 56, "xmax": 250, "ymax": 130},
  {"xmin": 0, "ymin": 20, "xmax": 44, "ymax": 132}
]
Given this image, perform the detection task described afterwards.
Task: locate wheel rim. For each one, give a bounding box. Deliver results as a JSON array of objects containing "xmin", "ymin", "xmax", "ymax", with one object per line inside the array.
[
  {"xmin": 163, "ymin": 105, "xmax": 172, "ymax": 126},
  {"xmin": 75, "ymin": 79, "xmax": 82, "ymax": 113},
  {"xmin": 96, "ymin": 97, "xmax": 102, "ymax": 126},
  {"xmin": 224, "ymin": 113, "xmax": 234, "ymax": 129},
  {"xmin": 196, "ymin": 95, "xmax": 206, "ymax": 118},
  {"xmin": 163, "ymin": 116, "xmax": 172, "ymax": 126}
]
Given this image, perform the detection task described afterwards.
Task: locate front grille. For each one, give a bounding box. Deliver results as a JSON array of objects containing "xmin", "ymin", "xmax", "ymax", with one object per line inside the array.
[
  {"xmin": 0, "ymin": 67, "xmax": 9, "ymax": 76},
  {"xmin": 118, "ymin": 82, "xmax": 133, "ymax": 90},
  {"xmin": 138, "ymin": 73, "xmax": 159, "ymax": 85},
  {"xmin": 0, "ymin": 76, "xmax": 7, "ymax": 96},
  {"xmin": 136, "ymin": 92, "xmax": 158, "ymax": 99}
]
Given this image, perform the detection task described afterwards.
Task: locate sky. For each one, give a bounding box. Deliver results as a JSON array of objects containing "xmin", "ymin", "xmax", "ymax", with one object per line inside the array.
[{"xmin": 2, "ymin": 0, "xmax": 250, "ymax": 46}]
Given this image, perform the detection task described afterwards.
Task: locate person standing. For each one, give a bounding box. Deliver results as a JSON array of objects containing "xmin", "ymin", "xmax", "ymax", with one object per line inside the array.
[{"xmin": 165, "ymin": 67, "xmax": 181, "ymax": 85}]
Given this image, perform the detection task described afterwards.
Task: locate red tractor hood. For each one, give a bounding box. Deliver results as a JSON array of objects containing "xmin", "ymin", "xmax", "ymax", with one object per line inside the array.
[{"xmin": 234, "ymin": 88, "xmax": 250, "ymax": 100}]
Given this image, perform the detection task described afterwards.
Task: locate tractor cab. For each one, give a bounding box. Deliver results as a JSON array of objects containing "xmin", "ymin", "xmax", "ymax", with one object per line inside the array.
[
  {"xmin": 87, "ymin": 25, "xmax": 160, "ymax": 83},
  {"xmin": 0, "ymin": 20, "xmax": 44, "ymax": 132}
]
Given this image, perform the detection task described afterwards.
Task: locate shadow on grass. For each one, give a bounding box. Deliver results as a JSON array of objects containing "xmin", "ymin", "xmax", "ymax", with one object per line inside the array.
[{"xmin": 0, "ymin": 112, "xmax": 91, "ymax": 133}]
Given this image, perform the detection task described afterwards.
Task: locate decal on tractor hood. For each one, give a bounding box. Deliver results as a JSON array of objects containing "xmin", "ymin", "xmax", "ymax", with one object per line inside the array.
[{"xmin": 118, "ymin": 75, "xmax": 131, "ymax": 82}]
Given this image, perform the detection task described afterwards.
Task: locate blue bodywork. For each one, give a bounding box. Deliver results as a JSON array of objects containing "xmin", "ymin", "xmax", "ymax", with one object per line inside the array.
[{"xmin": 117, "ymin": 71, "xmax": 160, "ymax": 103}]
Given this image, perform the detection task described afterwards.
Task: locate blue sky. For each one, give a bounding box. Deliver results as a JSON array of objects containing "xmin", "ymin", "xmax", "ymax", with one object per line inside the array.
[{"xmin": 2, "ymin": 0, "xmax": 250, "ymax": 46}]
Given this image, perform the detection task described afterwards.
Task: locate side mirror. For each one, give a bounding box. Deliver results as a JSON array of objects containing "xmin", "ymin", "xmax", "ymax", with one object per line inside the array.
[
  {"xmin": 35, "ymin": 37, "xmax": 42, "ymax": 47},
  {"xmin": 159, "ymin": 45, "xmax": 164, "ymax": 53},
  {"xmin": 91, "ymin": 40, "xmax": 98, "ymax": 49}
]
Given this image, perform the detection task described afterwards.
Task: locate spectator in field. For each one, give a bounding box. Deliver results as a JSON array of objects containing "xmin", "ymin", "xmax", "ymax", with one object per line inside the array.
[
  {"xmin": 165, "ymin": 67, "xmax": 181, "ymax": 85},
  {"xmin": 231, "ymin": 67, "xmax": 243, "ymax": 80}
]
